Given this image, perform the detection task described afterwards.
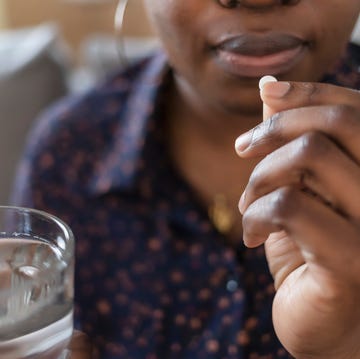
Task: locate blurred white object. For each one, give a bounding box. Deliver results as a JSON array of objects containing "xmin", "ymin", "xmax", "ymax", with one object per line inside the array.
[
  {"xmin": 0, "ymin": 23, "xmax": 70, "ymax": 78},
  {"xmin": 69, "ymin": 34, "xmax": 160, "ymax": 93},
  {"xmin": 351, "ymin": 16, "xmax": 360, "ymax": 45},
  {"xmin": 81, "ymin": 34, "xmax": 159, "ymax": 70},
  {"xmin": 0, "ymin": 23, "xmax": 70, "ymax": 204}
]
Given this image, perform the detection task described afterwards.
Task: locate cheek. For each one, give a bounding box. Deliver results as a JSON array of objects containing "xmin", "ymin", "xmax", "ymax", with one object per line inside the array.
[
  {"xmin": 306, "ymin": 5, "xmax": 360, "ymax": 76},
  {"xmin": 317, "ymin": 4, "xmax": 360, "ymax": 44},
  {"xmin": 146, "ymin": 3, "xmax": 205, "ymax": 76},
  {"xmin": 145, "ymin": 2, "xmax": 195, "ymax": 48}
]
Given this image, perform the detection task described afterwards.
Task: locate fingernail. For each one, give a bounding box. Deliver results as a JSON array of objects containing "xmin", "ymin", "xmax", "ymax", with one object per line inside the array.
[
  {"xmin": 235, "ymin": 131, "xmax": 252, "ymax": 154},
  {"xmin": 261, "ymin": 81, "xmax": 291, "ymax": 98}
]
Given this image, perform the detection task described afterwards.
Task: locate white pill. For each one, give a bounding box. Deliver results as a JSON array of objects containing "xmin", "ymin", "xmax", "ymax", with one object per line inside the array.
[{"xmin": 259, "ymin": 75, "xmax": 278, "ymax": 90}]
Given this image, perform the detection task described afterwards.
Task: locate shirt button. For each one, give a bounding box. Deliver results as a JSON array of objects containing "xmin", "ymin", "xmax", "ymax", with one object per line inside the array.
[{"xmin": 226, "ymin": 278, "xmax": 239, "ymax": 292}]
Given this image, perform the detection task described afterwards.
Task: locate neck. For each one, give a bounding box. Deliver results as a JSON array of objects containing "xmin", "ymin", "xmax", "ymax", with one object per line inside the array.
[
  {"xmin": 164, "ymin": 77, "xmax": 263, "ymax": 241},
  {"xmin": 170, "ymin": 74, "xmax": 263, "ymax": 147}
]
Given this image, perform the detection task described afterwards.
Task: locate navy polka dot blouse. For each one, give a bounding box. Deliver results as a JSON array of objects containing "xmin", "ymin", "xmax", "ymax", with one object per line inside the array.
[{"xmin": 12, "ymin": 44, "xmax": 360, "ymax": 358}]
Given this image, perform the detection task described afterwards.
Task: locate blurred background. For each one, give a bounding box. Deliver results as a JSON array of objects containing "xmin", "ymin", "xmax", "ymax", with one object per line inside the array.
[
  {"xmin": 0, "ymin": 0, "xmax": 159, "ymax": 205},
  {"xmin": 0, "ymin": 0, "xmax": 157, "ymax": 83},
  {"xmin": 0, "ymin": 1, "xmax": 359, "ymax": 205}
]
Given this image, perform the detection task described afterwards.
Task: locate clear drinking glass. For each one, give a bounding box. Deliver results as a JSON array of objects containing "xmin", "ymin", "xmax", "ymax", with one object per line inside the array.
[{"xmin": 0, "ymin": 206, "xmax": 74, "ymax": 359}]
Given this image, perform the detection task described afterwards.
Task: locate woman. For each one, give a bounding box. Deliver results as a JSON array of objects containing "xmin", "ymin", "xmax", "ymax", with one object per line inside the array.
[{"xmin": 14, "ymin": 0, "xmax": 360, "ymax": 358}]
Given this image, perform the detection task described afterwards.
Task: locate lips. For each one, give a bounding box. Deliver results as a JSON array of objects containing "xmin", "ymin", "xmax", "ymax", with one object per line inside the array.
[{"xmin": 212, "ymin": 33, "xmax": 308, "ymax": 77}]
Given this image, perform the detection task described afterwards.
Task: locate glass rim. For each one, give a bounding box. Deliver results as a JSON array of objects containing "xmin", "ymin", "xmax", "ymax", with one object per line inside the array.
[{"xmin": 0, "ymin": 205, "xmax": 74, "ymax": 256}]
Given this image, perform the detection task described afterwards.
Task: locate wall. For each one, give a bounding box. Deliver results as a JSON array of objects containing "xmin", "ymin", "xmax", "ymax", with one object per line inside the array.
[{"xmin": 0, "ymin": 0, "xmax": 7, "ymax": 28}]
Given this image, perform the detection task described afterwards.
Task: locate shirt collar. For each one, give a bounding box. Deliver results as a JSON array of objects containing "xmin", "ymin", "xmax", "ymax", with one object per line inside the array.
[{"xmin": 88, "ymin": 50, "xmax": 171, "ymax": 196}]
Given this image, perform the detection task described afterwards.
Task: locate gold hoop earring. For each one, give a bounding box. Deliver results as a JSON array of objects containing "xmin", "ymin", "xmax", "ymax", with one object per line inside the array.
[
  {"xmin": 114, "ymin": 0, "xmax": 159, "ymax": 67},
  {"xmin": 114, "ymin": 0, "xmax": 130, "ymax": 66}
]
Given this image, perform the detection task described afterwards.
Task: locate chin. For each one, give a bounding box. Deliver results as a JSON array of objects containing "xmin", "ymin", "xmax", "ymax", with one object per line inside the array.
[
  {"xmin": 218, "ymin": 95, "xmax": 263, "ymax": 117},
  {"xmin": 215, "ymin": 82, "xmax": 263, "ymax": 116}
]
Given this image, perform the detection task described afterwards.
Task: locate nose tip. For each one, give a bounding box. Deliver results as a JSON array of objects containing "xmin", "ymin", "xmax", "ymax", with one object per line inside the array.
[{"xmin": 217, "ymin": 0, "xmax": 300, "ymax": 9}]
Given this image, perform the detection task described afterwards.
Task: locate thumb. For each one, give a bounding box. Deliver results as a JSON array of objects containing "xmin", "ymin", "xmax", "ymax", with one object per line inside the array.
[{"xmin": 67, "ymin": 330, "xmax": 94, "ymax": 359}]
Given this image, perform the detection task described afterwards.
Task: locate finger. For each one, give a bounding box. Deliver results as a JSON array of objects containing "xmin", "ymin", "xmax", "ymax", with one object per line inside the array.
[
  {"xmin": 68, "ymin": 330, "xmax": 93, "ymax": 359},
  {"xmin": 260, "ymin": 81, "xmax": 360, "ymax": 119},
  {"xmin": 235, "ymin": 104, "xmax": 360, "ymax": 163},
  {"xmin": 239, "ymin": 131, "xmax": 360, "ymax": 218},
  {"xmin": 264, "ymin": 232, "xmax": 305, "ymax": 291},
  {"xmin": 242, "ymin": 186, "xmax": 360, "ymax": 284}
]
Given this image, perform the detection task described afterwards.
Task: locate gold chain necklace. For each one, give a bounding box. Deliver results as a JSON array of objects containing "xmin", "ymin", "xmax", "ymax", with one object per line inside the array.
[{"xmin": 208, "ymin": 194, "xmax": 235, "ymax": 235}]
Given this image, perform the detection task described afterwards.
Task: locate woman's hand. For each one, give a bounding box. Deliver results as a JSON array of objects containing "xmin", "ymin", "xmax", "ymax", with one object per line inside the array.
[{"xmin": 235, "ymin": 81, "xmax": 360, "ymax": 358}]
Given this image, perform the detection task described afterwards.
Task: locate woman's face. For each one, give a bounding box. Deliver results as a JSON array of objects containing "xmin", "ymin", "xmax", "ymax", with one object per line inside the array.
[{"xmin": 144, "ymin": 0, "xmax": 360, "ymax": 115}]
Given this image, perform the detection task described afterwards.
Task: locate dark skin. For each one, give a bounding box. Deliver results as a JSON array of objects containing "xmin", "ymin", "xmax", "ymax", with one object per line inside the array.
[
  {"xmin": 238, "ymin": 80, "xmax": 360, "ymax": 358},
  {"xmin": 68, "ymin": 331, "xmax": 93, "ymax": 359},
  {"xmin": 69, "ymin": 0, "xmax": 360, "ymax": 357},
  {"xmin": 146, "ymin": 0, "xmax": 360, "ymax": 240}
]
